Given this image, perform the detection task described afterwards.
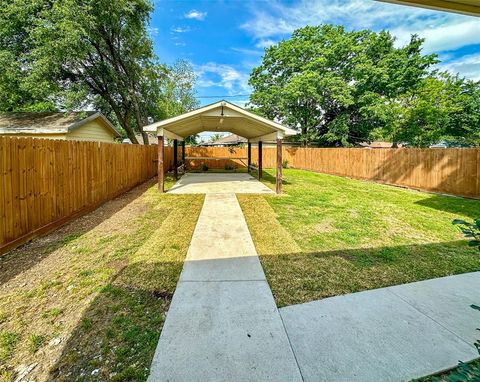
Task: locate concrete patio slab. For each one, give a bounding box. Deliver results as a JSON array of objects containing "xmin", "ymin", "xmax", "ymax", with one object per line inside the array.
[
  {"xmin": 167, "ymin": 173, "xmax": 274, "ymax": 194},
  {"xmin": 147, "ymin": 193, "xmax": 302, "ymax": 381},
  {"xmin": 388, "ymin": 272, "xmax": 480, "ymax": 345},
  {"xmin": 280, "ymin": 273, "xmax": 480, "ymax": 382}
]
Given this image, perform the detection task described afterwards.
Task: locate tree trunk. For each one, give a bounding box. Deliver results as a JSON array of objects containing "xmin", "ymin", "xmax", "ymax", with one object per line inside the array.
[{"xmin": 131, "ymin": 93, "xmax": 149, "ymax": 145}]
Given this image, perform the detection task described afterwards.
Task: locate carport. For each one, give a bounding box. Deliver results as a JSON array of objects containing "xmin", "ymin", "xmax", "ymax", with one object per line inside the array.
[{"xmin": 143, "ymin": 100, "xmax": 297, "ymax": 194}]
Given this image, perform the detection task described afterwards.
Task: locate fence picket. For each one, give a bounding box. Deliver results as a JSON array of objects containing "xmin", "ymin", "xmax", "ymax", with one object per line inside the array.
[{"xmin": 0, "ymin": 137, "xmax": 161, "ymax": 253}]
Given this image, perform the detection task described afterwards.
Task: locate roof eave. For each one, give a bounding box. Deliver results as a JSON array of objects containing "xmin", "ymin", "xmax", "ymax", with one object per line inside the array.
[
  {"xmin": 68, "ymin": 112, "xmax": 121, "ymax": 137},
  {"xmin": 0, "ymin": 128, "xmax": 67, "ymax": 135},
  {"xmin": 377, "ymin": 0, "xmax": 480, "ymax": 17},
  {"xmin": 143, "ymin": 100, "xmax": 299, "ymax": 138}
]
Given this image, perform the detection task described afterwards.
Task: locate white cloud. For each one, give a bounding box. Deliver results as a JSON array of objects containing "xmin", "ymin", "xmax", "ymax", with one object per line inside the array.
[
  {"xmin": 171, "ymin": 26, "xmax": 191, "ymax": 33},
  {"xmin": 185, "ymin": 10, "xmax": 207, "ymax": 21},
  {"xmin": 391, "ymin": 20, "xmax": 480, "ymax": 53},
  {"xmin": 255, "ymin": 39, "xmax": 277, "ymax": 49},
  {"xmin": 195, "ymin": 62, "xmax": 251, "ymax": 95},
  {"xmin": 241, "ymin": 0, "xmax": 480, "ymax": 53},
  {"xmin": 231, "ymin": 47, "xmax": 263, "ymax": 56},
  {"xmin": 439, "ymin": 53, "xmax": 480, "ymax": 81},
  {"xmin": 174, "ymin": 42, "xmax": 186, "ymax": 47}
]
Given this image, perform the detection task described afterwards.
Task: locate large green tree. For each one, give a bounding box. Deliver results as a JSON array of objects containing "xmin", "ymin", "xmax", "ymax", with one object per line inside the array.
[
  {"xmin": 0, "ymin": 0, "xmax": 198, "ymax": 144},
  {"xmin": 372, "ymin": 73, "xmax": 480, "ymax": 147},
  {"xmin": 249, "ymin": 25, "xmax": 440, "ymax": 146},
  {"xmin": 157, "ymin": 60, "xmax": 200, "ymax": 145}
]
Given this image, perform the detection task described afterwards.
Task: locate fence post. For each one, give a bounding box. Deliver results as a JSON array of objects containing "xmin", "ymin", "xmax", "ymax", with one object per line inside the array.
[
  {"xmin": 276, "ymin": 139, "xmax": 282, "ymax": 194},
  {"xmin": 258, "ymin": 141, "xmax": 263, "ymax": 180},
  {"xmin": 173, "ymin": 139, "xmax": 178, "ymax": 180},
  {"xmin": 248, "ymin": 142, "xmax": 252, "ymax": 173},
  {"xmin": 158, "ymin": 136, "xmax": 164, "ymax": 193}
]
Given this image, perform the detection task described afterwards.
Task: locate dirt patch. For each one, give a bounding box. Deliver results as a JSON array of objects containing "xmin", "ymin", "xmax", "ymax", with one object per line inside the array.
[{"xmin": 0, "ymin": 178, "xmax": 204, "ymax": 382}]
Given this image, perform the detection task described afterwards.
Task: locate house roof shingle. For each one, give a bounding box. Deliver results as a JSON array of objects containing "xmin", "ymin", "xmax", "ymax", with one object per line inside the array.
[{"xmin": 0, "ymin": 111, "xmax": 120, "ymax": 137}]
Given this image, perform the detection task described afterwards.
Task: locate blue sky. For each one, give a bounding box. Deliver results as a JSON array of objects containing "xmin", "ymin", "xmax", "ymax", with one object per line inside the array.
[{"xmin": 149, "ymin": 0, "xmax": 480, "ymax": 138}]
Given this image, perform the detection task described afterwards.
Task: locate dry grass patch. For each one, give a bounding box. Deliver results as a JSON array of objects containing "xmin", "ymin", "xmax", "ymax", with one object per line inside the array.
[{"xmin": 0, "ymin": 177, "xmax": 203, "ymax": 382}]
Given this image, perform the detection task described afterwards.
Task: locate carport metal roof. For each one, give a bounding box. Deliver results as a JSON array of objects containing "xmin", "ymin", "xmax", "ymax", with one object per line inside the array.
[
  {"xmin": 143, "ymin": 100, "xmax": 298, "ymax": 142},
  {"xmin": 378, "ymin": 0, "xmax": 480, "ymax": 16}
]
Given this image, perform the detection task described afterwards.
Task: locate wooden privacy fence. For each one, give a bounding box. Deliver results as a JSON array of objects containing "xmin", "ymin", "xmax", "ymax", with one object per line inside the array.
[
  {"xmin": 185, "ymin": 147, "xmax": 251, "ymax": 169},
  {"xmin": 186, "ymin": 146, "xmax": 480, "ymax": 198},
  {"xmin": 1, "ymin": 140, "xmax": 478, "ymax": 253},
  {"xmin": 0, "ymin": 137, "xmax": 172, "ymax": 253}
]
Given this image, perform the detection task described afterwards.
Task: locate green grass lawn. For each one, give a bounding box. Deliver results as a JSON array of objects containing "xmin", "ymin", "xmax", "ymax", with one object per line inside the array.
[
  {"xmin": 0, "ymin": 176, "xmax": 204, "ymax": 382},
  {"xmin": 239, "ymin": 169, "xmax": 480, "ymax": 307}
]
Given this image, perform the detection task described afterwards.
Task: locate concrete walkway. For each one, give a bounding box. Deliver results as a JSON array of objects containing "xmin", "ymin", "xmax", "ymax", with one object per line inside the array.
[
  {"xmin": 148, "ymin": 173, "xmax": 480, "ymax": 381},
  {"xmin": 281, "ymin": 272, "xmax": 480, "ymax": 382},
  {"xmin": 147, "ymin": 192, "xmax": 302, "ymax": 381}
]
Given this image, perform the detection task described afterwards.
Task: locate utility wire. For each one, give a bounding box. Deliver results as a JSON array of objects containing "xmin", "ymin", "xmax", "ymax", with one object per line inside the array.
[{"xmin": 196, "ymin": 94, "xmax": 250, "ymax": 98}]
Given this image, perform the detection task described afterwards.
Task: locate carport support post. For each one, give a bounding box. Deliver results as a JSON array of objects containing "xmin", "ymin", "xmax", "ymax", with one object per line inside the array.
[
  {"xmin": 158, "ymin": 135, "xmax": 164, "ymax": 193},
  {"xmin": 276, "ymin": 138, "xmax": 283, "ymax": 194},
  {"xmin": 247, "ymin": 142, "xmax": 252, "ymax": 173},
  {"xmin": 258, "ymin": 141, "xmax": 263, "ymax": 180},
  {"xmin": 173, "ymin": 139, "xmax": 178, "ymax": 180}
]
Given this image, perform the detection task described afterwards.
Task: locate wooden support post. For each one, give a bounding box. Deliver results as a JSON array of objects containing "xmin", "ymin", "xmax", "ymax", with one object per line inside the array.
[
  {"xmin": 173, "ymin": 139, "xmax": 178, "ymax": 180},
  {"xmin": 247, "ymin": 142, "xmax": 252, "ymax": 173},
  {"xmin": 158, "ymin": 135, "xmax": 164, "ymax": 193},
  {"xmin": 258, "ymin": 141, "xmax": 263, "ymax": 180},
  {"xmin": 276, "ymin": 138, "xmax": 283, "ymax": 194}
]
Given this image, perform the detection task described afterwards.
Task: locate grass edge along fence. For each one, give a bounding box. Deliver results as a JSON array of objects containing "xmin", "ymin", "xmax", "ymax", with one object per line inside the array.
[
  {"xmin": 0, "ymin": 136, "xmax": 173, "ymax": 254},
  {"xmin": 185, "ymin": 146, "xmax": 480, "ymax": 199}
]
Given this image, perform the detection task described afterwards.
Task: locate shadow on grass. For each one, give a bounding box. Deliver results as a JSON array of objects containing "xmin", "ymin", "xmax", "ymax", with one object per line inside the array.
[
  {"xmin": 48, "ymin": 259, "xmax": 183, "ymax": 382},
  {"xmin": 37, "ymin": 239, "xmax": 479, "ymax": 380},
  {"xmin": 0, "ymin": 180, "xmax": 157, "ymax": 287},
  {"xmin": 253, "ymin": 169, "xmax": 291, "ymax": 186},
  {"xmin": 415, "ymin": 195, "xmax": 480, "ymax": 220},
  {"xmin": 259, "ymin": 240, "xmax": 480, "ymax": 307}
]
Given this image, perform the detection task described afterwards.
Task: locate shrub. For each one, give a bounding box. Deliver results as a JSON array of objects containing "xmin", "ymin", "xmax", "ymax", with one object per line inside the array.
[
  {"xmin": 201, "ymin": 164, "xmax": 209, "ymax": 171},
  {"xmin": 453, "ymin": 218, "xmax": 480, "ymax": 251},
  {"xmin": 224, "ymin": 164, "xmax": 235, "ymax": 171},
  {"xmin": 282, "ymin": 159, "xmax": 289, "ymax": 169}
]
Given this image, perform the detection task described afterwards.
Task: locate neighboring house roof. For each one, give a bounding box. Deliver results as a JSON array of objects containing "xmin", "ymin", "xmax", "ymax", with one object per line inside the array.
[
  {"xmin": 0, "ymin": 111, "xmax": 121, "ymax": 137},
  {"xmin": 204, "ymin": 134, "xmax": 248, "ymax": 146},
  {"xmin": 122, "ymin": 133, "xmax": 159, "ymax": 145},
  {"xmin": 359, "ymin": 141, "xmax": 403, "ymax": 148}
]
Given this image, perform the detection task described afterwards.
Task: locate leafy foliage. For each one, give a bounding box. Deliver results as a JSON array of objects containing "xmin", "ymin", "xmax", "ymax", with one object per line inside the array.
[
  {"xmin": 0, "ymin": 0, "xmax": 198, "ymax": 144},
  {"xmin": 249, "ymin": 25, "xmax": 480, "ymax": 147},
  {"xmin": 453, "ymin": 218, "xmax": 480, "ymax": 251}
]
